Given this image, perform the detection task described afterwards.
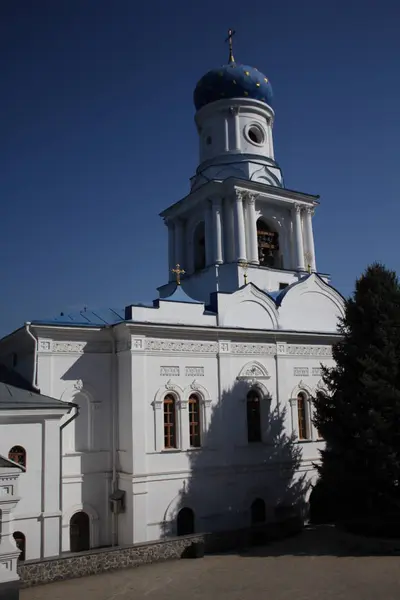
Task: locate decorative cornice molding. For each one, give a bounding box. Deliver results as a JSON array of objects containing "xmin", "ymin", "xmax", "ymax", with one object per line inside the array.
[
  {"xmin": 51, "ymin": 341, "xmax": 110, "ymax": 354},
  {"xmin": 145, "ymin": 339, "xmax": 218, "ymax": 354},
  {"xmin": 38, "ymin": 340, "xmax": 52, "ymax": 352},
  {"xmin": 231, "ymin": 343, "xmax": 275, "ymax": 355},
  {"xmin": 287, "ymin": 345, "xmax": 332, "ymax": 357}
]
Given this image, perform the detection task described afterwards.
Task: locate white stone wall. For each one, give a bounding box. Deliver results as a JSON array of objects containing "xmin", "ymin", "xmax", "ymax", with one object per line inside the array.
[{"xmin": 0, "ymin": 417, "xmax": 64, "ymax": 560}]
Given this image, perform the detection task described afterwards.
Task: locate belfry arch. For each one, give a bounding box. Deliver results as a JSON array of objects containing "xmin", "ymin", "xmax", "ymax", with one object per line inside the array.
[{"xmin": 256, "ymin": 218, "xmax": 280, "ymax": 268}]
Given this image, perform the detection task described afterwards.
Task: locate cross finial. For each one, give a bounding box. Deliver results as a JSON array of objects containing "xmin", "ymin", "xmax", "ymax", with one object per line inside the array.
[
  {"xmin": 171, "ymin": 263, "xmax": 185, "ymax": 285},
  {"xmin": 225, "ymin": 28, "xmax": 236, "ymax": 63},
  {"xmin": 241, "ymin": 261, "xmax": 249, "ymax": 285}
]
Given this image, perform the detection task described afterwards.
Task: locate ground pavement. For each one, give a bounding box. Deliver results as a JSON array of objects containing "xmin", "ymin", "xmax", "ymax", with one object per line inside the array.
[{"xmin": 22, "ymin": 526, "xmax": 400, "ymax": 600}]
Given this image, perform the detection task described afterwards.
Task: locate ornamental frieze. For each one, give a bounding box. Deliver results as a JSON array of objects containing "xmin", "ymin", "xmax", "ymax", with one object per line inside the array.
[
  {"xmin": 286, "ymin": 345, "xmax": 332, "ymax": 357},
  {"xmin": 231, "ymin": 343, "xmax": 275, "ymax": 355},
  {"xmin": 144, "ymin": 339, "xmax": 218, "ymax": 353}
]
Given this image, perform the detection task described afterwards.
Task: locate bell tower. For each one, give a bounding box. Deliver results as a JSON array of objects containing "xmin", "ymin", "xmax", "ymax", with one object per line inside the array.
[{"xmin": 158, "ymin": 34, "xmax": 321, "ymax": 303}]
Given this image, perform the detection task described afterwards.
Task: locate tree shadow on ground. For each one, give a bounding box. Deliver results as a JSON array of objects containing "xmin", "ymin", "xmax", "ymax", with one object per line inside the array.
[{"xmin": 161, "ymin": 380, "xmax": 310, "ymax": 548}]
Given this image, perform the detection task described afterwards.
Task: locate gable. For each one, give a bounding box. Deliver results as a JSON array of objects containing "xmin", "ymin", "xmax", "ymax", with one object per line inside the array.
[
  {"xmin": 217, "ymin": 285, "xmax": 279, "ymax": 330},
  {"xmin": 278, "ymin": 275, "xmax": 344, "ymax": 333}
]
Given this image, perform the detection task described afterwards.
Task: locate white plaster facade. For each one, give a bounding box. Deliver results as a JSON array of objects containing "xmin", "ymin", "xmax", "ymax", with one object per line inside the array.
[{"xmin": 0, "ymin": 52, "xmax": 345, "ymax": 558}]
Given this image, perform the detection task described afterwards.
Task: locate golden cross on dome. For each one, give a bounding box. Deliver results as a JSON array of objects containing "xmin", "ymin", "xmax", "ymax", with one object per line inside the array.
[
  {"xmin": 225, "ymin": 28, "xmax": 236, "ymax": 63},
  {"xmin": 171, "ymin": 263, "xmax": 185, "ymax": 285}
]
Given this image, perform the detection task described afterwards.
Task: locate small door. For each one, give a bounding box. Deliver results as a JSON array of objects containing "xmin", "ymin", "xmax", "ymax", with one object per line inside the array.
[
  {"xmin": 177, "ymin": 507, "xmax": 195, "ymax": 536},
  {"xmin": 69, "ymin": 511, "xmax": 90, "ymax": 552}
]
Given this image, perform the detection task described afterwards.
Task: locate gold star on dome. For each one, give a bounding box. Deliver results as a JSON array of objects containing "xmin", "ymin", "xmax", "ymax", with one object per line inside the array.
[
  {"xmin": 244, "ymin": 70, "xmax": 250, "ymax": 76},
  {"xmin": 256, "ymin": 82, "xmax": 260, "ymax": 87},
  {"xmin": 264, "ymin": 77, "xmax": 268, "ymax": 82}
]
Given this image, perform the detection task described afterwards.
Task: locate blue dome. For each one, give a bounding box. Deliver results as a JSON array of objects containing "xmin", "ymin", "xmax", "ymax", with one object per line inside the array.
[{"xmin": 194, "ymin": 62, "xmax": 273, "ymax": 111}]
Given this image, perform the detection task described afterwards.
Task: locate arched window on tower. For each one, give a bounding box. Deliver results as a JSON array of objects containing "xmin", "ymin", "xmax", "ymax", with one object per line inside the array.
[
  {"xmin": 163, "ymin": 394, "xmax": 177, "ymax": 449},
  {"xmin": 8, "ymin": 446, "xmax": 26, "ymax": 469},
  {"xmin": 257, "ymin": 219, "xmax": 280, "ymax": 268},
  {"xmin": 188, "ymin": 393, "xmax": 201, "ymax": 448},
  {"xmin": 193, "ymin": 221, "xmax": 206, "ymax": 272},
  {"xmin": 297, "ymin": 392, "xmax": 309, "ymax": 440},
  {"xmin": 247, "ymin": 389, "xmax": 262, "ymax": 443}
]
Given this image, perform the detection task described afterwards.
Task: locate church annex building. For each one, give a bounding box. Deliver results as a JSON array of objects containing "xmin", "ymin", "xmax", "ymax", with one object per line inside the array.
[{"xmin": 0, "ymin": 39, "xmax": 344, "ymax": 568}]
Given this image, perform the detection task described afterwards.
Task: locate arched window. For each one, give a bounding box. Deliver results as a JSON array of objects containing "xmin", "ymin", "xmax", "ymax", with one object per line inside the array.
[
  {"xmin": 251, "ymin": 498, "xmax": 266, "ymax": 524},
  {"xmin": 69, "ymin": 512, "xmax": 90, "ymax": 552},
  {"xmin": 188, "ymin": 394, "xmax": 201, "ymax": 448},
  {"xmin": 193, "ymin": 221, "xmax": 206, "ymax": 272},
  {"xmin": 315, "ymin": 391, "xmax": 326, "ymax": 439},
  {"xmin": 297, "ymin": 392, "xmax": 309, "ymax": 440},
  {"xmin": 13, "ymin": 531, "xmax": 26, "ymax": 561},
  {"xmin": 247, "ymin": 389, "xmax": 262, "ymax": 443},
  {"xmin": 177, "ymin": 507, "xmax": 195, "ymax": 536},
  {"xmin": 8, "ymin": 446, "xmax": 26, "ymax": 468},
  {"xmin": 257, "ymin": 219, "xmax": 280, "ymax": 268},
  {"xmin": 164, "ymin": 394, "xmax": 177, "ymax": 449}
]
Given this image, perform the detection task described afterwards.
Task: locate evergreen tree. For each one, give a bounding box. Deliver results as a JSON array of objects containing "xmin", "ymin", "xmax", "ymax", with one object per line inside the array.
[{"xmin": 313, "ymin": 263, "xmax": 400, "ymax": 522}]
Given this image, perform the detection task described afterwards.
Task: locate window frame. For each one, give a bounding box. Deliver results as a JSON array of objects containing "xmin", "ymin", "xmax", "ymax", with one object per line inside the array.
[
  {"xmin": 188, "ymin": 393, "xmax": 201, "ymax": 448},
  {"xmin": 163, "ymin": 394, "xmax": 178, "ymax": 450}
]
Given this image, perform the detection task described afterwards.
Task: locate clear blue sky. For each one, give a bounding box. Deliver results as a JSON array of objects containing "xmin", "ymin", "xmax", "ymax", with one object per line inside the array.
[{"xmin": 1, "ymin": 0, "xmax": 400, "ymax": 337}]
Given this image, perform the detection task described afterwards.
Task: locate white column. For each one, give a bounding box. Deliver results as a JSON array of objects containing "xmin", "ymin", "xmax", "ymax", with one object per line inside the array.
[
  {"xmin": 293, "ymin": 204, "xmax": 305, "ymax": 271},
  {"xmin": 233, "ymin": 191, "xmax": 247, "ymax": 262},
  {"xmin": 174, "ymin": 219, "xmax": 184, "ymax": 268},
  {"xmin": 167, "ymin": 220, "xmax": 175, "ymax": 281},
  {"xmin": 205, "ymin": 200, "xmax": 213, "ymax": 266},
  {"xmin": 304, "ymin": 207, "xmax": 317, "ymax": 272},
  {"xmin": 212, "ymin": 197, "xmax": 223, "ymax": 264},
  {"xmin": 246, "ymin": 193, "xmax": 259, "ymax": 264}
]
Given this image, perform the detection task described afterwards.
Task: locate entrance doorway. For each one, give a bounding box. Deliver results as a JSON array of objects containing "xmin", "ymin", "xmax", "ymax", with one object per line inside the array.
[
  {"xmin": 177, "ymin": 507, "xmax": 195, "ymax": 536},
  {"xmin": 70, "ymin": 511, "xmax": 90, "ymax": 552}
]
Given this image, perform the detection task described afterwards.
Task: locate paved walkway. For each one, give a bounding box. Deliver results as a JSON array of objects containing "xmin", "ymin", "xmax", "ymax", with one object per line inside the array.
[{"xmin": 22, "ymin": 527, "xmax": 400, "ymax": 600}]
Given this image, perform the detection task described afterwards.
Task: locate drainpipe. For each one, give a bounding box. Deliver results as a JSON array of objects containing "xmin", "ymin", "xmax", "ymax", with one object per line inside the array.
[
  {"xmin": 107, "ymin": 326, "xmax": 119, "ymax": 546},
  {"xmin": 25, "ymin": 322, "xmax": 40, "ymax": 391}
]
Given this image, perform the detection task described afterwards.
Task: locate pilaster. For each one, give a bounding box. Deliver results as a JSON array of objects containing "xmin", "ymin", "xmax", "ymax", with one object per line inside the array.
[
  {"xmin": 304, "ymin": 207, "xmax": 316, "ymax": 272},
  {"xmin": 293, "ymin": 204, "xmax": 305, "ymax": 272},
  {"xmin": 204, "ymin": 200, "xmax": 213, "ymax": 266},
  {"xmin": 233, "ymin": 190, "xmax": 247, "ymax": 262},
  {"xmin": 212, "ymin": 197, "xmax": 223, "ymax": 264},
  {"xmin": 246, "ymin": 192, "xmax": 259, "ymax": 264}
]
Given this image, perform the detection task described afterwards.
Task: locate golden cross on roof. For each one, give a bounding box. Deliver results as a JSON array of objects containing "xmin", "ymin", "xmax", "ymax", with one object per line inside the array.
[
  {"xmin": 225, "ymin": 28, "xmax": 236, "ymax": 63},
  {"xmin": 171, "ymin": 263, "xmax": 185, "ymax": 285}
]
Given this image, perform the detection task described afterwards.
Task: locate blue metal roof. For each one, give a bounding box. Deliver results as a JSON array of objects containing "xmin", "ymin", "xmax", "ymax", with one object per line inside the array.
[
  {"xmin": 32, "ymin": 308, "xmax": 125, "ymax": 327},
  {"xmin": 159, "ymin": 285, "xmax": 203, "ymax": 304}
]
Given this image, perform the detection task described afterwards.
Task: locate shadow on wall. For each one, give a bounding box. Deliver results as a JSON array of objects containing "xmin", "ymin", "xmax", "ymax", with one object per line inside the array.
[{"xmin": 161, "ymin": 380, "xmax": 309, "ymax": 543}]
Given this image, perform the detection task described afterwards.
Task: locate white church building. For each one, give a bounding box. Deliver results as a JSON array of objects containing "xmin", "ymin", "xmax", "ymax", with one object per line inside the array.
[{"xmin": 0, "ymin": 39, "xmax": 345, "ymax": 567}]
